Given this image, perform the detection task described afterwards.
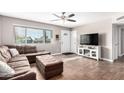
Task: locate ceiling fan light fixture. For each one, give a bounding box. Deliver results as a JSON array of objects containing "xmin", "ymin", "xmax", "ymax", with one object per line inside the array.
[{"xmin": 51, "ymin": 12, "xmax": 76, "ymax": 23}]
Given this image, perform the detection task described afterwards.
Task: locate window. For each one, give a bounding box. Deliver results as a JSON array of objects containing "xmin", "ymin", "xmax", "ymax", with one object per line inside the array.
[
  {"xmin": 14, "ymin": 26, "xmax": 52, "ymax": 44},
  {"xmin": 27, "ymin": 28, "xmax": 44, "ymax": 43},
  {"xmin": 45, "ymin": 30, "xmax": 52, "ymax": 43},
  {"xmin": 15, "ymin": 26, "xmax": 26, "ymax": 44}
]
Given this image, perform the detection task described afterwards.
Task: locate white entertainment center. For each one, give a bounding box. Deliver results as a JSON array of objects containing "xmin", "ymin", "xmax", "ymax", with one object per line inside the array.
[{"xmin": 78, "ymin": 45, "xmax": 101, "ymax": 61}]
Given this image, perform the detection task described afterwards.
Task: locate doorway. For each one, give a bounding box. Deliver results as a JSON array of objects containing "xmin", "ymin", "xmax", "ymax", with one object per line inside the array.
[
  {"xmin": 61, "ymin": 30, "xmax": 71, "ymax": 53},
  {"xmin": 71, "ymin": 31, "xmax": 77, "ymax": 54},
  {"xmin": 120, "ymin": 28, "xmax": 124, "ymax": 56},
  {"xmin": 113, "ymin": 24, "xmax": 124, "ymax": 61}
]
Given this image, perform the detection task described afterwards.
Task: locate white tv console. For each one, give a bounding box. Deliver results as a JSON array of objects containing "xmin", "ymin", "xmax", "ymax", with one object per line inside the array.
[{"xmin": 78, "ymin": 45, "xmax": 101, "ymax": 61}]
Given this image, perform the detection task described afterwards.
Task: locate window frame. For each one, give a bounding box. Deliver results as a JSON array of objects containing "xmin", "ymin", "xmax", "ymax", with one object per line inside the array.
[
  {"xmin": 44, "ymin": 29, "xmax": 53, "ymax": 43},
  {"xmin": 14, "ymin": 26, "xmax": 27, "ymax": 44},
  {"xmin": 14, "ymin": 25, "xmax": 53, "ymax": 44},
  {"xmin": 26, "ymin": 27, "xmax": 45, "ymax": 44}
]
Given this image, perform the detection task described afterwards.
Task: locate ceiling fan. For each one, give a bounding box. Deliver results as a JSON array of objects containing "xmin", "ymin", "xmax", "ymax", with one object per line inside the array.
[
  {"xmin": 51, "ymin": 12, "xmax": 76, "ymax": 22},
  {"xmin": 117, "ymin": 16, "xmax": 124, "ymax": 21}
]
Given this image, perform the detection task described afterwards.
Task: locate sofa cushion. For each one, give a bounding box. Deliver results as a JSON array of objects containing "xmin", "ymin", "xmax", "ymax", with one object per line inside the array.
[
  {"xmin": 9, "ymin": 55, "xmax": 27, "ymax": 62},
  {"xmin": 24, "ymin": 45, "xmax": 37, "ymax": 54},
  {"xmin": 5, "ymin": 66, "xmax": 31, "ymax": 80},
  {"xmin": 0, "ymin": 46, "xmax": 11, "ymax": 62},
  {"xmin": 9, "ymin": 71, "xmax": 36, "ymax": 80},
  {"xmin": 9, "ymin": 48, "xmax": 19, "ymax": 57},
  {"xmin": 0, "ymin": 53, "xmax": 7, "ymax": 62},
  {"xmin": 14, "ymin": 66, "xmax": 30, "ymax": 72},
  {"xmin": 0, "ymin": 61, "xmax": 15, "ymax": 77},
  {"xmin": 8, "ymin": 60, "xmax": 30, "ymax": 69},
  {"xmin": 16, "ymin": 45, "xmax": 25, "ymax": 54}
]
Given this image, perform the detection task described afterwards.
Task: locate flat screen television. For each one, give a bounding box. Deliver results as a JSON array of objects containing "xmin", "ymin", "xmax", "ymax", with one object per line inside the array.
[{"xmin": 80, "ymin": 33, "xmax": 99, "ymax": 45}]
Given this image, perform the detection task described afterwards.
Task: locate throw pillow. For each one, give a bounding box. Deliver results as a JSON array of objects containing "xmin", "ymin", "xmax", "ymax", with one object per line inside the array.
[
  {"xmin": 0, "ymin": 46, "xmax": 12, "ymax": 62},
  {"xmin": 0, "ymin": 61, "xmax": 15, "ymax": 77},
  {"xmin": 9, "ymin": 48, "xmax": 19, "ymax": 57}
]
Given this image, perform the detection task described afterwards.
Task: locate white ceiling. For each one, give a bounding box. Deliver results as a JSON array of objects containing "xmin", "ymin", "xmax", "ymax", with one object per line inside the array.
[{"xmin": 0, "ymin": 12, "xmax": 123, "ymax": 28}]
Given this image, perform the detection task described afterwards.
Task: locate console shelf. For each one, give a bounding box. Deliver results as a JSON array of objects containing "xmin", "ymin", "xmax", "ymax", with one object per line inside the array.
[{"xmin": 78, "ymin": 45, "xmax": 101, "ymax": 61}]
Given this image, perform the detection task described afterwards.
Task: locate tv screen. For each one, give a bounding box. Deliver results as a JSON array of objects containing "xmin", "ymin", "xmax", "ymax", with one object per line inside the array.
[{"xmin": 80, "ymin": 33, "xmax": 99, "ymax": 45}]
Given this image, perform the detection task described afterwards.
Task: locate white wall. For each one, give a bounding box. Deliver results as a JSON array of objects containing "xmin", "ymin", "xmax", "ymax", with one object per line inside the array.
[
  {"xmin": 73, "ymin": 19, "xmax": 113, "ymax": 60},
  {"xmin": 0, "ymin": 16, "xmax": 70, "ymax": 53}
]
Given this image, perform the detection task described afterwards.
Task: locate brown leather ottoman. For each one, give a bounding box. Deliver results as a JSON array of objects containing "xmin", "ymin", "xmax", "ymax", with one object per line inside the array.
[{"xmin": 36, "ymin": 55, "xmax": 63, "ymax": 79}]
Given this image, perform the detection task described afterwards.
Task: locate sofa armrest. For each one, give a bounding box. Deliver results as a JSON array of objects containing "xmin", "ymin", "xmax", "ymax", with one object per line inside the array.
[
  {"xmin": 9, "ymin": 71, "xmax": 36, "ymax": 80},
  {"xmin": 37, "ymin": 50, "xmax": 51, "ymax": 54},
  {"xmin": 25, "ymin": 51, "xmax": 51, "ymax": 57}
]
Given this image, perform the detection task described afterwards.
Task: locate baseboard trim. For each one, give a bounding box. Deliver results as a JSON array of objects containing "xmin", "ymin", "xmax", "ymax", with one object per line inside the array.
[{"xmin": 100, "ymin": 58, "xmax": 114, "ymax": 62}]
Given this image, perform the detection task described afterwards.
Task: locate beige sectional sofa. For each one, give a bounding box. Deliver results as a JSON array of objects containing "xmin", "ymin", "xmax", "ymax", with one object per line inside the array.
[
  {"xmin": 0, "ymin": 46, "xmax": 36, "ymax": 80},
  {"xmin": 0, "ymin": 45, "xmax": 50, "ymax": 80}
]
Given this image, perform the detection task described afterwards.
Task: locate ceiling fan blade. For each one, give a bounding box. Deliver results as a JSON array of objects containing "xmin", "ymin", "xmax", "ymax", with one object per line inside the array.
[
  {"xmin": 52, "ymin": 13, "xmax": 61, "ymax": 18},
  {"xmin": 117, "ymin": 16, "xmax": 124, "ymax": 20},
  {"xmin": 62, "ymin": 12, "xmax": 66, "ymax": 15},
  {"xmin": 67, "ymin": 19, "xmax": 76, "ymax": 22},
  {"xmin": 50, "ymin": 19, "xmax": 61, "ymax": 21},
  {"xmin": 68, "ymin": 14, "xmax": 75, "ymax": 18}
]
